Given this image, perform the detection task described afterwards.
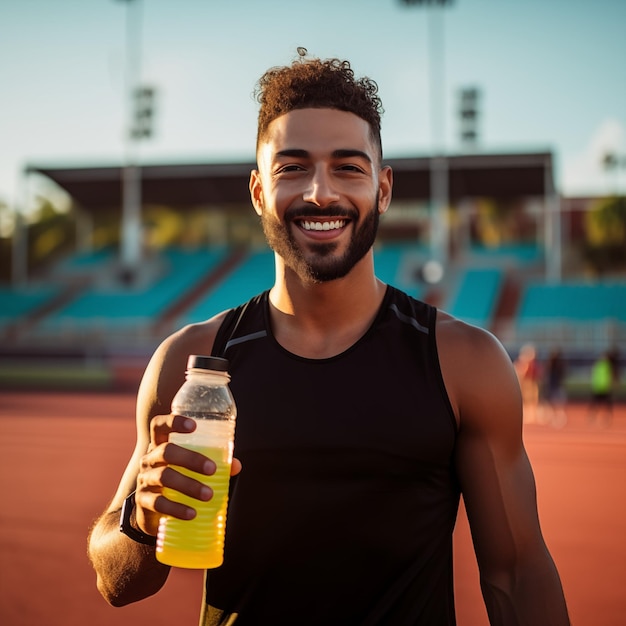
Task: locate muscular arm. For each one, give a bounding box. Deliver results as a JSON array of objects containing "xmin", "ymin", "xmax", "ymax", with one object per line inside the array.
[
  {"xmin": 87, "ymin": 505, "xmax": 169, "ymax": 606},
  {"xmin": 87, "ymin": 318, "xmax": 226, "ymax": 606},
  {"xmin": 437, "ymin": 316, "xmax": 570, "ymax": 625}
]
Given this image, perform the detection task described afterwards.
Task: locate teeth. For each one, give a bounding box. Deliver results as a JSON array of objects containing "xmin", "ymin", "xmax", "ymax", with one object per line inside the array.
[{"xmin": 302, "ymin": 220, "xmax": 345, "ymax": 231}]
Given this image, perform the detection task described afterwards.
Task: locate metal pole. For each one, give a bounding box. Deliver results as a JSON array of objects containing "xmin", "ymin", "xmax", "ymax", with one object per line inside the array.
[
  {"xmin": 427, "ymin": 5, "xmax": 449, "ymax": 267},
  {"xmin": 399, "ymin": 0, "xmax": 451, "ymax": 271},
  {"xmin": 119, "ymin": 0, "xmax": 143, "ymax": 279},
  {"xmin": 545, "ymin": 156, "xmax": 561, "ymax": 283}
]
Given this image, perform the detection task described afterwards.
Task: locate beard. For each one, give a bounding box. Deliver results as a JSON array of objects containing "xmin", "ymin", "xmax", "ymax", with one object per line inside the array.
[{"xmin": 260, "ymin": 200, "xmax": 380, "ymax": 284}]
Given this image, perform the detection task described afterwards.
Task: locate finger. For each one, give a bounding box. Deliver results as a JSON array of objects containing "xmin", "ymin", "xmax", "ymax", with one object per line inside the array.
[
  {"xmin": 231, "ymin": 457, "xmax": 242, "ymax": 476},
  {"xmin": 137, "ymin": 464, "xmax": 212, "ymax": 516},
  {"xmin": 164, "ymin": 464, "xmax": 213, "ymax": 500},
  {"xmin": 163, "ymin": 442, "xmax": 216, "ymax": 476},
  {"xmin": 155, "ymin": 493, "xmax": 197, "ymax": 521},
  {"xmin": 137, "ymin": 437, "xmax": 235, "ymax": 525},
  {"xmin": 135, "ymin": 485, "xmax": 197, "ymax": 527},
  {"xmin": 137, "ymin": 443, "xmax": 216, "ymax": 495},
  {"xmin": 133, "ymin": 491, "xmax": 162, "ymax": 534},
  {"xmin": 150, "ymin": 413, "xmax": 196, "ymax": 446}
]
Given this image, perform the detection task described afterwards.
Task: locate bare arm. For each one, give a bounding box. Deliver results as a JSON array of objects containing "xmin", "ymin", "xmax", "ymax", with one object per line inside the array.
[
  {"xmin": 87, "ymin": 317, "xmax": 230, "ymax": 606},
  {"xmin": 437, "ymin": 316, "xmax": 570, "ymax": 625}
]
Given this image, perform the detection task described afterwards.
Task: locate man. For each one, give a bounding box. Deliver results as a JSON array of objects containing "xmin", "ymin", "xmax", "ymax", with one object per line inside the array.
[
  {"xmin": 88, "ymin": 55, "xmax": 570, "ymax": 625},
  {"xmin": 587, "ymin": 350, "xmax": 615, "ymax": 425}
]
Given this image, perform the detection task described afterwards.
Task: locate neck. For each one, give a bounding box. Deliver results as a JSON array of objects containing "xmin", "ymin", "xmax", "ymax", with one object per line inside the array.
[{"xmin": 268, "ymin": 251, "xmax": 387, "ymax": 358}]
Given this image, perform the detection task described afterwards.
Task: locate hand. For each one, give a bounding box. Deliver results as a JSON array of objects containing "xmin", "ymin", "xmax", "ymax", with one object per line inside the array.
[{"xmin": 134, "ymin": 413, "xmax": 242, "ymax": 536}]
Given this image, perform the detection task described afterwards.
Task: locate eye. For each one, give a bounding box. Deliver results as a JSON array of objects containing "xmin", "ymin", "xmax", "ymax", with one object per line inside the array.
[
  {"xmin": 337, "ymin": 164, "xmax": 365, "ymax": 173},
  {"xmin": 276, "ymin": 164, "xmax": 305, "ymax": 174}
]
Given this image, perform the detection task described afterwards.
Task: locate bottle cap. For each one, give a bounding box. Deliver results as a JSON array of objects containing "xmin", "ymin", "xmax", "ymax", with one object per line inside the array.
[{"xmin": 187, "ymin": 355, "xmax": 229, "ymax": 372}]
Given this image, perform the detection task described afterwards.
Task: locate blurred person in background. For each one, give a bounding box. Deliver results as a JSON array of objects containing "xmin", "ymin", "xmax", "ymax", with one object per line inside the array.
[
  {"xmin": 514, "ymin": 343, "xmax": 541, "ymax": 424},
  {"xmin": 587, "ymin": 350, "xmax": 616, "ymax": 426},
  {"xmin": 88, "ymin": 53, "xmax": 570, "ymax": 626},
  {"xmin": 607, "ymin": 346, "xmax": 621, "ymax": 388},
  {"xmin": 543, "ymin": 347, "xmax": 568, "ymax": 428}
]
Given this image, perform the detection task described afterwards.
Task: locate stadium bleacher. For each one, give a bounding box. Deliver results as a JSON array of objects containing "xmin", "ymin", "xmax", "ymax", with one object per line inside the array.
[
  {"xmin": 469, "ymin": 243, "xmax": 543, "ymax": 266},
  {"xmin": 55, "ymin": 247, "xmax": 115, "ymax": 273},
  {"xmin": 448, "ymin": 267, "xmax": 504, "ymax": 329},
  {"xmin": 518, "ymin": 281, "xmax": 626, "ymax": 323},
  {"xmin": 2, "ymin": 247, "xmax": 228, "ymax": 341},
  {"xmin": 0, "ymin": 284, "xmax": 60, "ymax": 328},
  {"xmin": 509, "ymin": 281, "xmax": 626, "ymax": 350},
  {"xmin": 374, "ymin": 243, "xmax": 424, "ymax": 298},
  {"xmin": 1, "ymin": 243, "xmax": 625, "ymax": 359},
  {"xmin": 33, "ymin": 247, "xmax": 228, "ymax": 335},
  {"xmin": 180, "ymin": 249, "xmax": 275, "ymax": 325}
]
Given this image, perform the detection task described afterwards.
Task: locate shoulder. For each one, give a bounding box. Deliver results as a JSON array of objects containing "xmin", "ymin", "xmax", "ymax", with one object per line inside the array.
[
  {"xmin": 136, "ymin": 311, "xmax": 232, "ymax": 421},
  {"xmin": 435, "ymin": 311, "xmax": 522, "ymax": 433},
  {"xmin": 159, "ymin": 311, "xmax": 231, "ymax": 364},
  {"xmin": 435, "ymin": 310, "xmax": 506, "ymax": 359}
]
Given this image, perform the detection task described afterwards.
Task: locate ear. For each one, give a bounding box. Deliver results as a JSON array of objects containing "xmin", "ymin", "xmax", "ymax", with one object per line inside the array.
[
  {"xmin": 249, "ymin": 169, "xmax": 263, "ymax": 216},
  {"xmin": 377, "ymin": 165, "xmax": 393, "ymax": 214}
]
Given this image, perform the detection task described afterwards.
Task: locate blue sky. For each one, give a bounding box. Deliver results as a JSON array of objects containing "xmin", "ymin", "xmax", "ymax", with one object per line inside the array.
[{"xmin": 1, "ymin": 0, "xmax": 625, "ymax": 212}]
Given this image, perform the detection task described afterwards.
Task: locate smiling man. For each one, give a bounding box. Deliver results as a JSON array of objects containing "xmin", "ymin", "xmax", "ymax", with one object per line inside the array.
[
  {"xmin": 252, "ymin": 107, "xmax": 389, "ymax": 285},
  {"xmin": 88, "ymin": 55, "xmax": 570, "ymax": 626}
]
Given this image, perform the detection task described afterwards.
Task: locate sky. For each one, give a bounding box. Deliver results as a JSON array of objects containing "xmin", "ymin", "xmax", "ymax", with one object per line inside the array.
[{"xmin": 1, "ymin": 0, "xmax": 625, "ymax": 214}]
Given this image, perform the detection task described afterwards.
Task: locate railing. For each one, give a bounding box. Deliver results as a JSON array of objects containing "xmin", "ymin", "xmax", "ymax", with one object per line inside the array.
[{"xmin": 498, "ymin": 318, "xmax": 626, "ymax": 355}]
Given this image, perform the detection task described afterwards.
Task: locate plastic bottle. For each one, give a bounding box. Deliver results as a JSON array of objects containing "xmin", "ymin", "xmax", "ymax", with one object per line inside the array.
[{"xmin": 156, "ymin": 355, "xmax": 237, "ymax": 569}]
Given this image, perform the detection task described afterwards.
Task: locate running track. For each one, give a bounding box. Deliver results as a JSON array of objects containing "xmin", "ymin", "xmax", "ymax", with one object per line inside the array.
[{"xmin": 0, "ymin": 391, "xmax": 624, "ymax": 625}]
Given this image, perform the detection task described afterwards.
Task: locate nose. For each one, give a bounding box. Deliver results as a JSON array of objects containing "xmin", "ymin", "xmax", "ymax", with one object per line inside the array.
[{"xmin": 302, "ymin": 167, "xmax": 340, "ymax": 207}]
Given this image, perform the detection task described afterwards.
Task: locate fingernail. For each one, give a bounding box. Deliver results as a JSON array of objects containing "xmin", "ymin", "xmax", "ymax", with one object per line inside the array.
[
  {"xmin": 200, "ymin": 486, "xmax": 212, "ymax": 501},
  {"xmin": 184, "ymin": 418, "xmax": 195, "ymax": 430},
  {"xmin": 203, "ymin": 460, "xmax": 216, "ymax": 475}
]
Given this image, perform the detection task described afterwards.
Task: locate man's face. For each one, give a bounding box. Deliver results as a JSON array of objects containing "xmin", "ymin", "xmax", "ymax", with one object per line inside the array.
[{"xmin": 250, "ymin": 108, "xmax": 392, "ymax": 284}]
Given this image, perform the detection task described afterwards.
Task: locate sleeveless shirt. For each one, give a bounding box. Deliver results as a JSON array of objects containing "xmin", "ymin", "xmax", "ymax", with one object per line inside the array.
[{"xmin": 200, "ymin": 285, "xmax": 460, "ymax": 626}]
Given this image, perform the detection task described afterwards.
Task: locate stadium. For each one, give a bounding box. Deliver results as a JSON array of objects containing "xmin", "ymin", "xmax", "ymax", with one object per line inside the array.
[
  {"xmin": 2, "ymin": 149, "xmax": 624, "ymax": 626},
  {"xmin": 0, "ymin": 150, "xmax": 624, "ymax": 400},
  {"xmin": 1, "ymin": 3, "xmax": 624, "ymax": 624}
]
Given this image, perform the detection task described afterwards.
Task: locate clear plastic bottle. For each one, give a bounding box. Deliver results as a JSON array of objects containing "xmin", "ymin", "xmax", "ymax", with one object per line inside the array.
[{"xmin": 156, "ymin": 355, "xmax": 237, "ymax": 569}]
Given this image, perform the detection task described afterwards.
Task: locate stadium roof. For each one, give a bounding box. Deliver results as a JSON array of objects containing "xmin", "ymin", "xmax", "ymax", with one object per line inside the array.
[{"xmin": 27, "ymin": 151, "xmax": 554, "ymax": 211}]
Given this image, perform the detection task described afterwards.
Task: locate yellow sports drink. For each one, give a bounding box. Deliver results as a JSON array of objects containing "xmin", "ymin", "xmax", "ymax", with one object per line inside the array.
[
  {"xmin": 158, "ymin": 432, "xmax": 234, "ymax": 568},
  {"xmin": 156, "ymin": 355, "xmax": 236, "ymax": 569}
]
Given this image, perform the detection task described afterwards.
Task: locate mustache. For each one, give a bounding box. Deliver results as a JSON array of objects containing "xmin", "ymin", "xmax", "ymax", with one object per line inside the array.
[{"xmin": 285, "ymin": 205, "xmax": 359, "ymax": 221}]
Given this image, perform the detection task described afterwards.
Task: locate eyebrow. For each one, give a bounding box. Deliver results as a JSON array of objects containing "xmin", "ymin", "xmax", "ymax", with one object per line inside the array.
[{"xmin": 275, "ymin": 149, "xmax": 372, "ymax": 164}]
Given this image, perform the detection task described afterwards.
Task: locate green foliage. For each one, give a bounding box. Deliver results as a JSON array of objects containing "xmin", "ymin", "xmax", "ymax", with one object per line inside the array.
[
  {"xmin": 583, "ymin": 196, "xmax": 626, "ymax": 274},
  {"xmin": 28, "ymin": 196, "xmax": 76, "ymax": 268}
]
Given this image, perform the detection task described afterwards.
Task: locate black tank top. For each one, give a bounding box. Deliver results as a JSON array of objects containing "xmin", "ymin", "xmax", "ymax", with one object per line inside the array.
[{"xmin": 202, "ymin": 286, "xmax": 460, "ymax": 626}]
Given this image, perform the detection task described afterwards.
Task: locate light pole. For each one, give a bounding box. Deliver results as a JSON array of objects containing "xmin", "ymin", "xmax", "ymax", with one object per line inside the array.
[
  {"xmin": 115, "ymin": 0, "xmax": 148, "ymax": 284},
  {"xmin": 399, "ymin": 0, "xmax": 453, "ymax": 270},
  {"xmin": 544, "ymin": 156, "xmax": 561, "ymax": 283}
]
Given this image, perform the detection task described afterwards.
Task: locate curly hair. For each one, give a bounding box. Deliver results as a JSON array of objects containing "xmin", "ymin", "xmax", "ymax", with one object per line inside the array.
[{"xmin": 254, "ymin": 55, "xmax": 384, "ymax": 158}]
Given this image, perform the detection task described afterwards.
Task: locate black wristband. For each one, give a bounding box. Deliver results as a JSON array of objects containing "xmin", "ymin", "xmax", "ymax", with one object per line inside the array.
[{"xmin": 119, "ymin": 491, "xmax": 157, "ymax": 546}]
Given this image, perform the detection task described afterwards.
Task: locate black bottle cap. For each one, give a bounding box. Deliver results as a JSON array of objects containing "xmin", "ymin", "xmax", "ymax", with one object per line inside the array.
[{"xmin": 187, "ymin": 355, "xmax": 229, "ymax": 372}]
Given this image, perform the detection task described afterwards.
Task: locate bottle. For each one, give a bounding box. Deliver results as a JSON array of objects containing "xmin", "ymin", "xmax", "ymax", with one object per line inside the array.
[{"xmin": 156, "ymin": 355, "xmax": 237, "ymax": 569}]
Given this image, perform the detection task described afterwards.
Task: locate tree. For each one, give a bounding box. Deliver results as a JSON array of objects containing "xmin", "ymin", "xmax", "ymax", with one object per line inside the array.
[{"xmin": 583, "ymin": 195, "xmax": 626, "ymax": 275}]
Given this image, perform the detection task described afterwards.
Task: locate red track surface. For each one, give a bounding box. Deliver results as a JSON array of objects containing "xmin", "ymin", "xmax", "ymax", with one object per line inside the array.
[{"xmin": 1, "ymin": 391, "xmax": 624, "ymax": 625}]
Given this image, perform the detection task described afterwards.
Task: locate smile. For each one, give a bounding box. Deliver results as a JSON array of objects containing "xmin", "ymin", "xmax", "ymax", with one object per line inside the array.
[{"xmin": 301, "ymin": 220, "xmax": 346, "ymax": 231}]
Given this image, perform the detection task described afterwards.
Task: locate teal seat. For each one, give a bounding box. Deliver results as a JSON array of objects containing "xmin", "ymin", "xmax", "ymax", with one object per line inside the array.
[{"xmin": 448, "ymin": 268, "xmax": 503, "ymax": 328}]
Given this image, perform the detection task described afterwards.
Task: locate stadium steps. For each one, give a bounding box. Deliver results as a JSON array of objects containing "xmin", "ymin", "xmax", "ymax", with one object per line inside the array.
[
  {"xmin": 152, "ymin": 247, "xmax": 248, "ymax": 335},
  {"xmin": 448, "ymin": 268, "xmax": 504, "ymax": 329},
  {"xmin": 491, "ymin": 271, "xmax": 522, "ymax": 336},
  {"xmin": 180, "ymin": 249, "xmax": 275, "ymax": 325}
]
